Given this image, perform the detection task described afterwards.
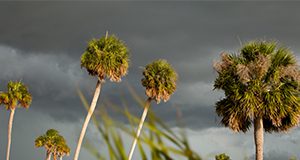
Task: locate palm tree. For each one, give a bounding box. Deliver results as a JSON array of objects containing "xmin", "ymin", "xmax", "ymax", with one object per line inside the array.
[
  {"xmin": 74, "ymin": 32, "xmax": 129, "ymax": 160},
  {"xmin": 35, "ymin": 129, "xmax": 59, "ymax": 160},
  {"xmin": 127, "ymin": 59, "xmax": 177, "ymax": 160},
  {"xmin": 0, "ymin": 81, "xmax": 32, "ymax": 160},
  {"xmin": 213, "ymin": 41, "xmax": 300, "ymax": 160},
  {"xmin": 35, "ymin": 129, "xmax": 70, "ymax": 160}
]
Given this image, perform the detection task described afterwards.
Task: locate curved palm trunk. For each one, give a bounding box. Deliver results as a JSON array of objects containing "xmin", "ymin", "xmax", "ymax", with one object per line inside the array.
[
  {"xmin": 127, "ymin": 98, "xmax": 152, "ymax": 160},
  {"xmin": 73, "ymin": 80, "xmax": 102, "ymax": 160},
  {"xmin": 254, "ymin": 117, "xmax": 264, "ymax": 160},
  {"xmin": 6, "ymin": 108, "xmax": 15, "ymax": 160}
]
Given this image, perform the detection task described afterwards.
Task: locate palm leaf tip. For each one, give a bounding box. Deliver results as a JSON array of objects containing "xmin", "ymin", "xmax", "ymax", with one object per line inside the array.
[
  {"xmin": 141, "ymin": 59, "xmax": 178, "ymax": 104},
  {"xmin": 80, "ymin": 34, "xmax": 130, "ymax": 82}
]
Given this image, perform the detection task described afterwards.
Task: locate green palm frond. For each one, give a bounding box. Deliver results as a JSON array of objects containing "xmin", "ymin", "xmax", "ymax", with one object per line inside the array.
[
  {"xmin": 81, "ymin": 34, "xmax": 129, "ymax": 82},
  {"xmin": 241, "ymin": 41, "xmax": 276, "ymax": 61},
  {"xmin": 141, "ymin": 59, "xmax": 177, "ymax": 103},
  {"xmin": 35, "ymin": 136, "xmax": 46, "ymax": 148}
]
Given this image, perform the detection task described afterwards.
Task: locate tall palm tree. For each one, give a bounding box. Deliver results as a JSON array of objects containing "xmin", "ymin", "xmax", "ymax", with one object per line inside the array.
[
  {"xmin": 213, "ymin": 41, "xmax": 300, "ymax": 160},
  {"xmin": 127, "ymin": 59, "xmax": 177, "ymax": 160},
  {"xmin": 0, "ymin": 81, "xmax": 32, "ymax": 160},
  {"xmin": 74, "ymin": 32, "xmax": 129, "ymax": 160}
]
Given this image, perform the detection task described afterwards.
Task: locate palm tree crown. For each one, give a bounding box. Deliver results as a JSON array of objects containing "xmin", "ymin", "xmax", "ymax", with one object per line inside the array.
[
  {"xmin": 35, "ymin": 129, "xmax": 70, "ymax": 159},
  {"xmin": 214, "ymin": 41, "xmax": 300, "ymax": 132},
  {"xmin": 35, "ymin": 129, "xmax": 60, "ymax": 151},
  {"xmin": 80, "ymin": 34, "xmax": 129, "ymax": 82},
  {"xmin": 142, "ymin": 59, "xmax": 177, "ymax": 103},
  {"xmin": 0, "ymin": 81, "xmax": 32, "ymax": 110}
]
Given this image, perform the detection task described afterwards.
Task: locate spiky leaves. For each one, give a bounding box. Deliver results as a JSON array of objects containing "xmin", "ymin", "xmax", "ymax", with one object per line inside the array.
[
  {"xmin": 0, "ymin": 81, "xmax": 32, "ymax": 110},
  {"xmin": 81, "ymin": 35, "xmax": 129, "ymax": 82},
  {"xmin": 214, "ymin": 41, "xmax": 300, "ymax": 133},
  {"xmin": 35, "ymin": 129, "xmax": 70, "ymax": 160},
  {"xmin": 142, "ymin": 59, "xmax": 177, "ymax": 103}
]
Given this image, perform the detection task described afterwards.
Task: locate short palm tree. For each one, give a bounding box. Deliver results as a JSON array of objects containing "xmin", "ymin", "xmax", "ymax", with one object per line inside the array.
[
  {"xmin": 35, "ymin": 129, "xmax": 70, "ymax": 160},
  {"xmin": 127, "ymin": 59, "xmax": 177, "ymax": 160},
  {"xmin": 213, "ymin": 41, "xmax": 300, "ymax": 160},
  {"xmin": 74, "ymin": 32, "xmax": 129, "ymax": 160},
  {"xmin": 35, "ymin": 129, "xmax": 59, "ymax": 160},
  {"xmin": 0, "ymin": 81, "xmax": 32, "ymax": 160}
]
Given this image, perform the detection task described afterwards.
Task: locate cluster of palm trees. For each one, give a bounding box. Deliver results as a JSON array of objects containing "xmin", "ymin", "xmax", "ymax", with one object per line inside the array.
[
  {"xmin": 1, "ymin": 32, "xmax": 299, "ymax": 160},
  {"xmin": 76, "ymin": 33, "xmax": 300, "ymax": 160},
  {"xmin": 35, "ymin": 129, "xmax": 70, "ymax": 160}
]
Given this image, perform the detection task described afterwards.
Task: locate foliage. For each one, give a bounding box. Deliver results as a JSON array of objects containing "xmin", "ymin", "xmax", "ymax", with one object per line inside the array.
[
  {"xmin": 35, "ymin": 129, "xmax": 70, "ymax": 159},
  {"xmin": 289, "ymin": 156, "xmax": 297, "ymax": 160},
  {"xmin": 213, "ymin": 41, "xmax": 300, "ymax": 132},
  {"xmin": 142, "ymin": 59, "xmax": 177, "ymax": 103},
  {"xmin": 0, "ymin": 81, "xmax": 32, "ymax": 110},
  {"xmin": 215, "ymin": 153, "xmax": 231, "ymax": 160},
  {"xmin": 80, "ymin": 33, "xmax": 129, "ymax": 82},
  {"xmin": 78, "ymin": 85, "xmax": 201, "ymax": 160}
]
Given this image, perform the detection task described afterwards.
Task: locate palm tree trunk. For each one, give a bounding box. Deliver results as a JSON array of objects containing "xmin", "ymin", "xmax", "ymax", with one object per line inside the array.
[
  {"xmin": 53, "ymin": 154, "xmax": 57, "ymax": 160},
  {"xmin": 46, "ymin": 151, "xmax": 51, "ymax": 160},
  {"xmin": 73, "ymin": 80, "xmax": 103, "ymax": 160},
  {"xmin": 6, "ymin": 108, "xmax": 15, "ymax": 160},
  {"xmin": 254, "ymin": 117, "xmax": 264, "ymax": 160},
  {"xmin": 127, "ymin": 98, "xmax": 152, "ymax": 160}
]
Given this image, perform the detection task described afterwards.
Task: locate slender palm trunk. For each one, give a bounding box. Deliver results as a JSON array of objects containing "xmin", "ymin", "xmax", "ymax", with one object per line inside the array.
[
  {"xmin": 46, "ymin": 151, "xmax": 51, "ymax": 160},
  {"xmin": 127, "ymin": 98, "xmax": 152, "ymax": 160},
  {"xmin": 53, "ymin": 154, "xmax": 57, "ymax": 160},
  {"xmin": 73, "ymin": 80, "xmax": 102, "ymax": 160},
  {"xmin": 254, "ymin": 117, "xmax": 264, "ymax": 160},
  {"xmin": 6, "ymin": 108, "xmax": 15, "ymax": 160}
]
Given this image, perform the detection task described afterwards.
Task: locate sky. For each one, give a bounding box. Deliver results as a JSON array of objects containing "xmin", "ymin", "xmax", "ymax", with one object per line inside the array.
[{"xmin": 0, "ymin": 1, "xmax": 300, "ymax": 160}]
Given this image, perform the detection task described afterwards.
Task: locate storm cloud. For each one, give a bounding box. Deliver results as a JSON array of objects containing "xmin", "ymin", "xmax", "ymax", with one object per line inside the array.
[{"xmin": 1, "ymin": 1, "xmax": 300, "ymax": 159}]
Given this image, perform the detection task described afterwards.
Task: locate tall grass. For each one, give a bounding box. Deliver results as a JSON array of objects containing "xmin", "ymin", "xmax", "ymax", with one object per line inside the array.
[{"xmin": 77, "ymin": 84, "xmax": 202, "ymax": 160}]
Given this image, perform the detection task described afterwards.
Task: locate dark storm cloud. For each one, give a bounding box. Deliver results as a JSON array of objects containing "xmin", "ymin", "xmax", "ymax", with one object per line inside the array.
[
  {"xmin": 1, "ymin": 1, "xmax": 300, "ymax": 129},
  {"xmin": 1, "ymin": 2, "xmax": 300, "ymax": 159}
]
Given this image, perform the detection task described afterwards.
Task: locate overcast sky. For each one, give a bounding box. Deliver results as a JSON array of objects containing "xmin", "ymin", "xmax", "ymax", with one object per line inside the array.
[{"xmin": 0, "ymin": 1, "xmax": 300, "ymax": 160}]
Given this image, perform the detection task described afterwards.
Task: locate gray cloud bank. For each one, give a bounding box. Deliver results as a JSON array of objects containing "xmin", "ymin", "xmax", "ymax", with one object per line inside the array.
[{"xmin": 1, "ymin": 1, "xmax": 300, "ymax": 159}]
